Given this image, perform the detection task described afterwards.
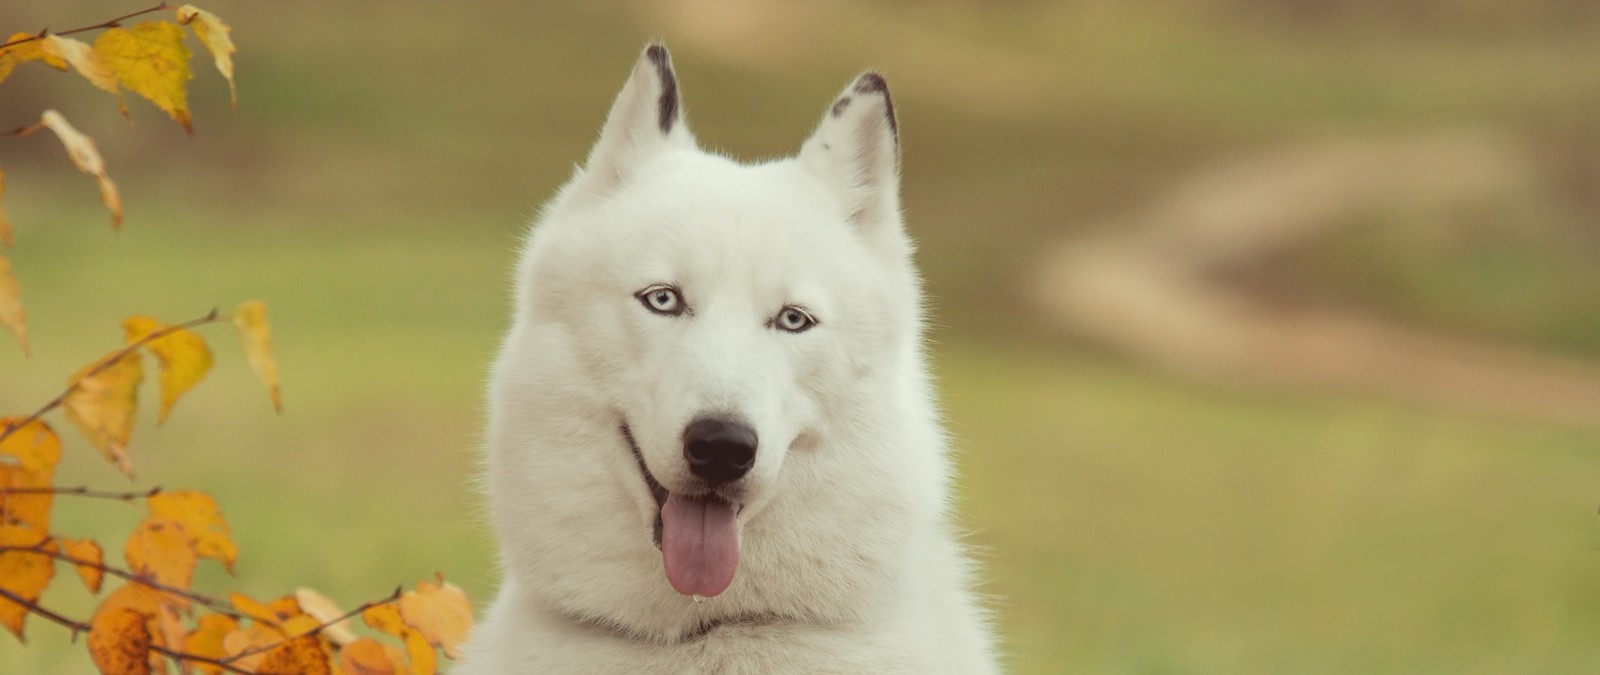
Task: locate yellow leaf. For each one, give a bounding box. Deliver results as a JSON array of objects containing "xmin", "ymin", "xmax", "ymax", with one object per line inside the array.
[
  {"xmin": 38, "ymin": 109, "xmax": 123, "ymax": 230},
  {"xmin": 0, "ymin": 526, "xmax": 54, "ymax": 641},
  {"xmin": 339, "ymin": 638, "xmax": 405, "ymax": 675},
  {"xmin": 0, "ymin": 256, "xmax": 26, "ymax": 355},
  {"xmin": 0, "ymin": 33, "xmax": 68, "ymax": 85},
  {"xmin": 183, "ymin": 614, "xmax": 237, "ymax": 675},
  {"xmin": 40, "ymin": 35, "xmax": 127, "ymax": 116},
  {"xmin": 89, "ymin": 607, "xmax": 153, "ymax": 675},
  {"xmin": 257, "ymin": 634, "xmax": 333, "ymax": 675},
  {"xmin": 398, "ymin": 574, "xmax": 474, "ymax": 660},
  {"xmin": 94, "ymin": 22, "xmax": 194, "ymax": 133},
  {"xmin": 56, "ymin": 536, "xmax": 106, "ymax": 594},
  {"xmin": 176, "ymin": 6, "xmax": 236, "ymax": 105},
  {"xmin": 295, "ymin": 587, "xmax": 358, "ymax": 646},
  {"xmin": 230, "ymin": 592, "xmax": 303, "ymax": 629},
  {"xmin": 0, "ymin": 418, "xmax": 57, "ymax": 538},
  {"xmin": 155, "ymin": 603, "xmax": 189, "ymax": 675},
  {"xmin": 221, "ymin": 621, "xmax": 278, "ymax": 671},
  {"xmin": 147, "ymin": 490, "xmax": 237, "ymax": 574},
  {"xmin": 124, "ymin": 516, "xmax": 197, "ymax": 594},
  {"xmin": 364, "ymin": 603, "xmax": 436, "ymax": 675},
  {"xmin": 233, "ymin": 301, "xmax": 282, "ymax": 412},
  {"xmin": 63, "ymin": 348, "xmax": 143, "ymax": 477},
  {"xmin": 124, "ymin": 316, "xmax": 215, "ymax": 425}
]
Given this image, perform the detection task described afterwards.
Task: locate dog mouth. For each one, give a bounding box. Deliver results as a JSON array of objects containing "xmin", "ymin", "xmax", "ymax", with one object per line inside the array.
[{"xmin": 621, "ymin": 424, "xmax": 743, "ymax": 598}]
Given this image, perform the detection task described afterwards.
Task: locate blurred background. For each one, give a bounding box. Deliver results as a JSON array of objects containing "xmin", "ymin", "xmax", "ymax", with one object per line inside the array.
[{"xmin": 3, "ymin": 1, "xmax": 1599, "ymax": 672}]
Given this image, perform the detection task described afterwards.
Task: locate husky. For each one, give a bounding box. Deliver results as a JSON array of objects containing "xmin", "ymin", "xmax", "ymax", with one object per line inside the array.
[{"xmin": 458, "ymin": 43, "xmax": 999, "ymax": 674}]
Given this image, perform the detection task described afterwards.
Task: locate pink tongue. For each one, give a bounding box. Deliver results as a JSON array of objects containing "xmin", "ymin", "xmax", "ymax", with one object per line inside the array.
[{"xmin": 660, "ymin": 493, "xmax": 740, "ymax": 597}]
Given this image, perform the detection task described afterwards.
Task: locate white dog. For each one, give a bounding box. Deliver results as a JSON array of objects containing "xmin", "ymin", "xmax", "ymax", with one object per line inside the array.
[{"xmin": 459, "ymin": 43, "xmax": 999, "ymax": 674}]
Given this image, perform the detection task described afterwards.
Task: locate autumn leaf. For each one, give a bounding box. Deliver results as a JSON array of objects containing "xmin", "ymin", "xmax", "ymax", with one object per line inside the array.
[
  {"xmin": 233, "ymin": 301, "xmax": 282, "ymax": 412},
  {"xmin": 94, "ymin": 22, "xmax": 194, "ymax": 133},
  {"xmin": 339, "ymin": 638, "xmax": 406, "ymax": 675},
  {"xmin": 0, "ymin": 417, "xmax": 61, "ymax": 533},
  {"xmin": 40, "ymin": 35, "xmax": 127, "ymax": 116},
  {"xmin": 147, "ymin": 490, "xmax": 237, "ymax": 573},
  {"xmin": 124, "ymin": 316, "xmax": 215, "ymax": 425},
  {"xmin": 0, "ymin": 160, "xmax": 12, "ymax": 247},
  {"xmin": 256, "ymin": 633, "xmax": 332, "ymax": 675},
  {"xmin": 0, "ymin": 525, "xmax": 55, "ymax": 641},
  {"xmin": 62, "ymin": 348, "xmax": 143, "ymax": 477},
  {"xmin": 398, "ymin": 574, "xmax": 474, "ymax": 660},
  {"xmin": 89, "ymin": 607, "xmax": 154, "ymax": 675},
  {"xmin": 364, "ymin": 603, "xmax": 437, "ymax": 675},
  {"xmin": 124, "ymin": 516, "xmax": 197, "ymax": 594},
  {"xmin": 0, "ymin": 256, "xmax": 27, "ymax": 355},
  {"xmin": 56, "ymin": 537, "xmax": 106, "ymax": 594},
  {"xmin": 176, "ymin": 6, "xmax": 236, "ymax": 105},
  {"xmin": 182, "ymin": 614, "xmax": 237, "ymax": 675},
  {"xmin": 38, "ymin": 109, "xmax": 123, "ymax": 229},
  {"xmin": 294, "ymin": 587, "xmax": 357, "ymax": 646},
  {"xmin": 221, "ymin": 621, "xmax": 278, "ymax": 671},
  {"xmin": 155, "ymin": 603, "xmax": 190, "ymax": 675},
  {"xmin": 0, "ymin": 32, "xmax": 69, "ymax": 85}
]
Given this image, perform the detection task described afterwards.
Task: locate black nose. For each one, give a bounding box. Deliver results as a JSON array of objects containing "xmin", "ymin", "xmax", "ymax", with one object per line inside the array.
[{"xmin": 682, "ymin": 417, "xmax": 757, "ymax": 486}]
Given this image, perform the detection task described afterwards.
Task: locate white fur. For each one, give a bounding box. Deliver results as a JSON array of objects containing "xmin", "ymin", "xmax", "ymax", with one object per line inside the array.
[{"xmin": 458, "ymin": 44, "xmax": 999, "ymax": 674}]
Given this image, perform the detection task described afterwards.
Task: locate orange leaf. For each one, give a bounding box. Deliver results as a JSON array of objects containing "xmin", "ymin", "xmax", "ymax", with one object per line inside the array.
[
  {"xmin": 155, "ymin": 603, "xmax": 189, "ymax": 675},
  {"xmin": 182, "ymin": 614, "xmax": 237, "ymax": 675},
  {"xmin": 233, "ymin": 301, "xmax": 282, "ymax": 412},
  {"xmin": 56, "ymin": 536, "xmax": 106, "ymax": 594},
  {"xmin": 256, "ymin": 634, "xmax": 332, "ymax": 675},
  {"xmin": 175, "ymin": 6, "xmax": 236, "ymax": 105},
  {"xmin": 147, "ymin": 490, "xmax": 236, "ymax": 573},
  {"xmin": 89, "ymin": 607, "xmax": 153, "ymax": 675},
  {"xmin": 124, "ymin": 516, "xmax": 197, "ymax": 594},
  {"xmin": 40, "ymin": 35, "xmax": 128, "ymax": 117},
  {"xmin": 221, "ymin": 622, "xmax": 277, "ymax": 671},
  {"xmin": 339, "ymin": 638, "xmax": 405, "ymax": 675},
  {"xmin": 63, "ymin": 348, "xmax": 143, "ymax": 477},
  {"xmin": 93, "ymin": 22, "xmax": 194, "ymax": 133},
  {"xmin": 38, "ymin": 109, "xmax": 123, "ymax": 229},
  {"xmin": 294, "ymin": 587, "xmax": 357, "ymax": 646},
  {"xmin": 363, "ymin": 603, "xmax": 436, "ymax": 675},
  {"xmin": 0, "ymin": 417, "xmax": 61, "ymax": 532},
  {"xmin": 0, "ymin": 33, "xmax": 69, "ymax": 85},
  {"xmin": 0, "ymin": 526, "xmax": 55, "ymax": 641},
  {"xmin": 0, "ymin": 256, "xmax": 26, "ymax": 355},
  {"xmin": 124, "ymin": 316, "xmax": 215, "ymax": 425},
  {"xmin": 398, "ymin": 574, "xmax": 474, "ymax": 660}
]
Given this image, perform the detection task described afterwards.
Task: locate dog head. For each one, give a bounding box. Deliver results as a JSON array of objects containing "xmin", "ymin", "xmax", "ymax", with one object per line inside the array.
[{"xmin": 488, "ymin": 43, "xmax": 924, "ymax": 629}]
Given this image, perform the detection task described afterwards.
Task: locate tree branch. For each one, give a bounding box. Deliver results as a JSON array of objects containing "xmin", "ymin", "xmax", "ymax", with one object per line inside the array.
[
  {"xmin": 0, "ymin": 308, "xmax": 220, "ymax": 447},
  {"xmin": 0, "ymin": 3, "xmax": 171, "ymax": 51},
  {"xmin": 218, "ymin": 586, "xmax": 403, "ymax": 665},
  {"xmin": 0, "ymin": 544, "xmax": 250, "ymax": 622},
  {"xmin": 0, "ymin": 485, "xmax": 161, "ymax": 501},
  {"xmin": 0, "ymin": 585, "xmax": 90, "ymax": 635}
]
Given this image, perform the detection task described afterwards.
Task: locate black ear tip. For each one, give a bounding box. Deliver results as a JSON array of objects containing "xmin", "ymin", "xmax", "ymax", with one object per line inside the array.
[
  {"xmin": 853, "ymin": 72, "xmax": 890, "ymax": 95},
  {"xmin": 646, "ymin": 42, "xmax": 671, "ymax": 65}
]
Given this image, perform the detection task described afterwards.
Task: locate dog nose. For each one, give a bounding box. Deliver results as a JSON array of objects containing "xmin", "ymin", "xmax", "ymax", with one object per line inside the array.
[{"xmin": 682, "ymin": 417, "xmax": 757, "ymax": 486}]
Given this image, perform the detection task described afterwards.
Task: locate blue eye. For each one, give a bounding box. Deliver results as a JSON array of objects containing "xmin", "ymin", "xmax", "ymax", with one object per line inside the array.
[
  {"xmin": 637, "ymin": 285, "xmax": 685, "ymax": 316},
  {"xmin": 773, "ymin": 306, "xmax": 816, "ymax": 333}
]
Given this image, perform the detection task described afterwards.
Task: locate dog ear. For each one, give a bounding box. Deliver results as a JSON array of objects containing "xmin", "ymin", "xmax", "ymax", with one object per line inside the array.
[
  {"xmin": 799, "ymin": 72, "xmax": 902, "ymax": 232},
  {"xmin": 573, "ymin": 43, "xmax": 695, "ymax": 196}
]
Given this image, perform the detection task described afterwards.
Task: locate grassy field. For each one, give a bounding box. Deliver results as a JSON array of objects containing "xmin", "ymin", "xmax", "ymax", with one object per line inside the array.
[{"xmin": 3, "ymin": 1, "xmax": 1598, "ymax": 672}]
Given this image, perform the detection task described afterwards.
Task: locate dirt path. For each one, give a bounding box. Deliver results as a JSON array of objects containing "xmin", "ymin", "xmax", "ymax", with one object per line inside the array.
[{"xmin": 1032, "ymin": 131, "xmax": 1600, "ymax": 427}]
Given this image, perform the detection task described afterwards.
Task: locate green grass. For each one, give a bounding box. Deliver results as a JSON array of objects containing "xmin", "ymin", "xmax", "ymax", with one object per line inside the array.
[{"xmin": 3, "ymin": 1, "xmax": 1599, "ymax": 672}]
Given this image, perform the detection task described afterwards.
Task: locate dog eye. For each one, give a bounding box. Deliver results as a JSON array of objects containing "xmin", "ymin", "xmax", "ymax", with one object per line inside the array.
[
  {"xmin": 773, "ymin": 305, "xmax": 816, "ymax": 333},
  {"xmin": 636, "ymin": 285, "xmax": 686, "ymax": 316}
]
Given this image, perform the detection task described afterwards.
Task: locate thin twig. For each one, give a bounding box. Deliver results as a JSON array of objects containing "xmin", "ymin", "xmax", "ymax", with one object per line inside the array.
[
  {"xmin": 218, "ymin": 586, "xmax": 403, "ymax": 665},
  {"xmin": 0, "ymin": 3, "xmax": 171, "ymax": 50},
  {"xmin": 0, "ymin": 308, "xmax": 220, "ymax": 447},
  {"xmin": 0, "ymin": 587, "xmax": 258, "ymax": 674},
  {"xmin": 0, "ymin": 485, "xmax": 161, "ymax": 501},
  {"xmin": 0, "ymin": 544, "xmax": 249, "ymax": 621},
  {"xmin": 0, "ymin": 586, "xmax": 90, "ymax": 635}
]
